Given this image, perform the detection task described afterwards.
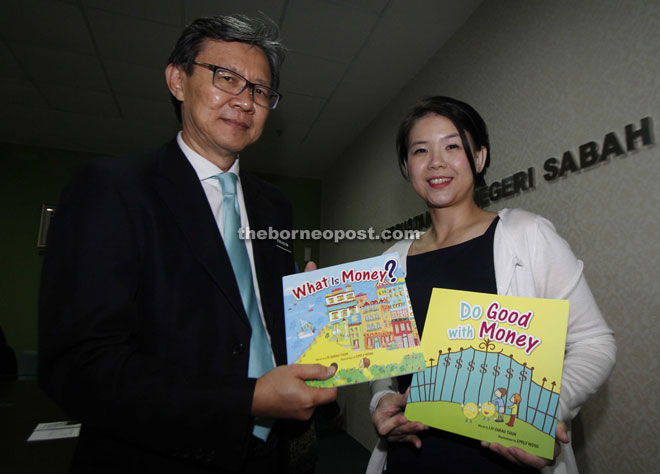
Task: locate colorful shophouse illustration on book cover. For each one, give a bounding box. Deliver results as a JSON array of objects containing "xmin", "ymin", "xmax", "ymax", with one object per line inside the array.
[
  {"xmin": 405, "ymin": 288, "xmax": 569, "ymax": 459},
  {"xmin": 282, "ymin": 254, "xmax": 425, "ymax": 387}
]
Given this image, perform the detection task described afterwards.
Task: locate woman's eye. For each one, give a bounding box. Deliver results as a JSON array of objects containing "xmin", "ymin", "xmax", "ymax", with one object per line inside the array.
[
  {"xmin": 446, "ymin": 144, "xmax": 460, "ymax": 150},
  {"xmin": 412, "ymin": 148, "xmax": 427, "ymax": 155}
]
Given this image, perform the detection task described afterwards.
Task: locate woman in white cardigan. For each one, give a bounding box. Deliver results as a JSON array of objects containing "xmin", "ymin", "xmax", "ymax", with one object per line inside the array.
[{"xmin": 368, "ymin": 97, "xmax": 615, "ymax": 474}]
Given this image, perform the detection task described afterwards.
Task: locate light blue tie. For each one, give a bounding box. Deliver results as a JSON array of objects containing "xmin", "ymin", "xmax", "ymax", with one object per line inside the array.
[{"xmin": 214, "ymin": 172, "xmax": 274, "ymax": 440}]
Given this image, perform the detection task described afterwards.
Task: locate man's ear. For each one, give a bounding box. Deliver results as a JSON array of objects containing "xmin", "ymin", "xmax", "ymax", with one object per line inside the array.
[
  {"xmin": 475, "ymin": 146, "xmax": 488, "ymax": 173},
  {"xmin": 165, "ymin": 63, "xmax": 185, "ymax": 101}
]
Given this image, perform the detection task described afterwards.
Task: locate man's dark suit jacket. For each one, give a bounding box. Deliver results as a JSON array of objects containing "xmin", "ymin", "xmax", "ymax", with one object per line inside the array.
[{"xmin": 38, "ymin": 139, "xmax": 298, "ymax": 472}]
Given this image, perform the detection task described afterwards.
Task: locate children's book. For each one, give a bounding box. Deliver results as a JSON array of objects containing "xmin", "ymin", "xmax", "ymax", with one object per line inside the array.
[
  {"xmin": 282, "ymin": 253, "xmax": 425, "ymax": 387},
  {"xmin": 405, "ymin": 288, "xmax": 569, "ymax": 459}
]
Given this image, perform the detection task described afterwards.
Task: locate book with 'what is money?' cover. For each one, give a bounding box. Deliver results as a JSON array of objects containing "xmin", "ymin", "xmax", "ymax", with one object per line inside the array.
[
  {"xmin": 405, "ymin": 288, "xmax": 569, "ymax": 459},
  {"xmin": 282, "ymin": 253, "xmax": 425, "ymax": 387}
]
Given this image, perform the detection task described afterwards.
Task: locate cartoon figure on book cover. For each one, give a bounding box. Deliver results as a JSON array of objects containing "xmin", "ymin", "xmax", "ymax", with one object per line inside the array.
[
  {"xmin": 480, "ymin": 401, "xmax": 496, "ymax": 421},
  {"xmin": 493, "ymin": 387, "xmax": 507, "ymax": 422},
  {"xmin": 462, "ymin": 402, "xmax": 478, "ymax": 423},
  {"xmin": 507, "ymin": 394, "xmax": 522, "ymax": 427},
  {"xmin": 404, "ymin": 288, "xmax": 569, "ymax": 459},
  {"xmin": 282, "ymin": 254, "xmax": 425, "ymax": 387}
]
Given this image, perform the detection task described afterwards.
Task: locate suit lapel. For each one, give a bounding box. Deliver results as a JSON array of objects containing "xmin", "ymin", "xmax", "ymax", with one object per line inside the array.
[
  {"xmin": 152, "ymin": 140, "xmax": 249, "ymax": 327},
  {"xmin": 241, "ymin": 173, "xmax": 271, "ymax": 313},
  {"xmin": 240, "ymin": 172, "xmax": 287, "ymax": 356}
]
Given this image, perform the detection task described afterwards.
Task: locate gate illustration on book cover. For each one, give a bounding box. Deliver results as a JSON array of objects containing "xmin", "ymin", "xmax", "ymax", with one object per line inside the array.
[
  {"xmin": 409, "ymin": 343, "xmax": 560, "ymax": 435},
  {"xmin": 405, "ymin": 288, "xmax": 569, "ymax": 458}
]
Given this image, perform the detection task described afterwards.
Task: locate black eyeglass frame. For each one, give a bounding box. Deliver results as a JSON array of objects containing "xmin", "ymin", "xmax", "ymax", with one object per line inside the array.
[{"xmin": 192, "ymin": 61, "xmax": 282, "ymax": 110}]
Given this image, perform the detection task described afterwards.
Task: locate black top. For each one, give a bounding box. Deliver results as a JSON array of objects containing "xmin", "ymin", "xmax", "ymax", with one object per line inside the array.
[{"xmin": 387, "ymin": 216, "xmax": 539, "ymax": 474}]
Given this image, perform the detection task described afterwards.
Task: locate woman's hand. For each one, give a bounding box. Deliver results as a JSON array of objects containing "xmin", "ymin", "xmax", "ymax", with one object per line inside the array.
[
  {"xmin": 481, "ymin": 421, "xmax": 569, "ymax": 469},
  {"xmin": 372, "ymin": 388, "xmax": 428, "ymax": 448}
]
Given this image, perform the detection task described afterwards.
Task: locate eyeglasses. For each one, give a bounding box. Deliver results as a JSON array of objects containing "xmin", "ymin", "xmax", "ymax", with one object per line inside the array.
[{"xmin": 193, "ymin": 61, "xmax": 282, "ymax": 110}]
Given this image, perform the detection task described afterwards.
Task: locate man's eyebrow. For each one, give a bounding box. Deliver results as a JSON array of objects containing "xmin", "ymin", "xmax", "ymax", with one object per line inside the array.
[{"xmin": 219, "ymin": 63, "xmax": 272, "ymax": 86}]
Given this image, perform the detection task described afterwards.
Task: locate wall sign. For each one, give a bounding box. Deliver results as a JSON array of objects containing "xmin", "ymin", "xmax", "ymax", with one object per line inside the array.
[
  {"xmin": 382, "ymin": 117, "xmax": 655, "ymax": 241},
  {"xmin": 476, "ymin": 117, "xmax": 654, "ymax": 207}
]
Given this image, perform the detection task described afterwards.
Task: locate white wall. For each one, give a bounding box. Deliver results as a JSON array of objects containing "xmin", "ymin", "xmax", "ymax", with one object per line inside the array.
[{"xmin": 320, "ymin": 1, "xmax": 660, "ymax": 473}]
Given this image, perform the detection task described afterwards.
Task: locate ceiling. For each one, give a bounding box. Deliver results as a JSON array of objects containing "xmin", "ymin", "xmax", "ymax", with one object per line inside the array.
[{"xmin": 1, "ymin": 0, "xmax": 482, "ymax": 178}]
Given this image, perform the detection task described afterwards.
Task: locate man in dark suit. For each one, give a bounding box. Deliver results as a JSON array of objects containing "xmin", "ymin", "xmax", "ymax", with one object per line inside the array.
[{"xmin": 38, "ymin": 14, "xmax": 336, "ymax": 473}]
